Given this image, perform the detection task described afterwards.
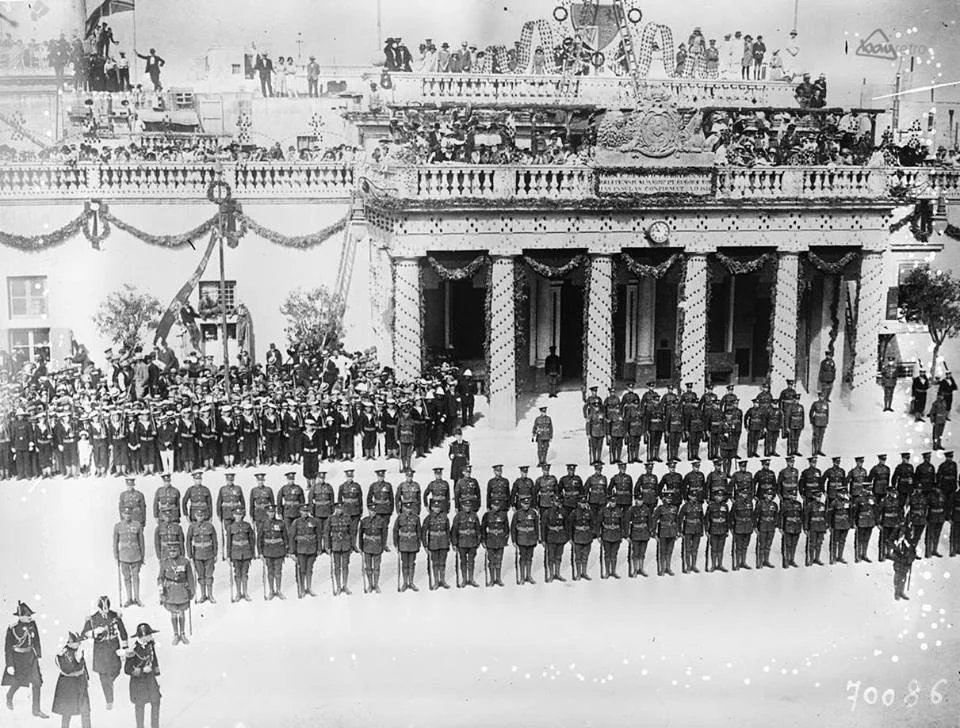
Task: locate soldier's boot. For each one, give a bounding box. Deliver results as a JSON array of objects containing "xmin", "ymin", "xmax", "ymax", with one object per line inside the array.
[
  {"xmin": 495, "ymin": 565, "xmax": 504, "ymax": 586},
  {"xmin": 243, "ymin": 577, "xmax": 252, "ymax": 601},
  {"xmin": 306, "ymin": 572, "xmax": 317, "ymax": 597},
  {"xmin": 579, "ymin": 560, "xmax": 590, "ymax": 581},
  {"xmin": 132, "ymin": 576, "xmax": 144, "ymax": 607},
  {"xmin": 373, "ymin": 566, "xmax": 382, "ymax": 593},
  {"xmin": 275, "ymin": 574, "xmax": 286, "ymax": 600},
  {"xmin": 740, "ymin": 544, "xmax": 751, "ymax": 570},
  {"xmin": 638, "ymin": 554, "xmax": 647, "ymax": 577},
  {"xmin": 170, "ymin": 615, "xmax": 181, "ymax": 646},
  {"xmin": 206, "ymin": 582, "xmax": 216, "ymax": 604},
  {"xmin": 525, "ymin": 561, "xmax": 537, "ymax": 584},
  {"xmin": 342, "ymin": 564, "xmax": 352, "ymax": 595},
  {"xmin": 178, "ymin": 613, "xmax": 190, "ymax": 645},
  {"xmin": 362, "ymin": 568, "xmax": 371, "ymax": 594},
  {"xmin": 553, "ymin": 560, "xmax": 566, "ymax": 582}
]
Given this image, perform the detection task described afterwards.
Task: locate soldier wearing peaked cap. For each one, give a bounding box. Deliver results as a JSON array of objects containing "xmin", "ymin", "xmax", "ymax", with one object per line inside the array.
[
  {"xmin": 486, "ymin": 464, "xmax": 511, "ymax": 513},
  {"xmin": 51, "ymin": 630, "xmax": 90, "ymax": 727},
  {"xmin": 540, "ymin": 493, "xmax": 569, "ymax": 583},
  {"xmin": 826, "ymin": 489, "xmax": 852, "ymax": 564},
  {"xmin": 454, "ymin": 463, "xmax": 481, "ymax": 514},
  {"xmin": 421, "ymin": 499, "xmax": 453, "ymax": 589},
  {"xmin": 851, "ymin": 485, "xmax": 878, "ymax": 563},
  {"xmin": 114, "ymin": 508, "xmax": 145, "ymax": 607},
  {"xmin": 367, "ymin": 468, "xmax": 395, "ymax": 522},
  {"xmin": 480, "ymin": 498, "xmax": 510, "ymax": 587},
  {"xmin": 424, "ymin": 466, "xmax": 451, "ymax": 514},
  {"xmin": 226, "ymin": 506, "xmax": 255, "ymax": 602},
  {"xmin": 80, "ymin": 595, "xmax": 128, "ymax": 710},
  {"xmin": 119, "ymin": 476, "xmax": 147, "ymax": 528},
  {"xmin": 892, "ymin": 452, "xmax": 915, "ymax": 507},
  {"xmin": 678, "ymin": 490, "xmax": 704, "ymax": 574},
  {"xmin": 153, "ymin": 472, "xmax": 181, "ymax": 522},
  {"xmin": 186, "ymin": 509, "xmax": 218, "ymax": 604},
  {"xmin": 324, "ymin": 501, "xmax": 356, "ymax": 595},
  {"xmin": 358, "ymin": 502, "xmax": 390, "ymax": 593},
  {"xmin": 511, "ymin": 495, "xmax": 540, "ymax": 584},
  {"xmin": 158, "ymin": 541, "xmax": 195, "ymax": 645},
  {"xmin": 393, "ymin": 501, "xmax": 422, "ymax": 592},
  {"xmin": 278, "ymin": 471, "xmax": 306, "ymax": 530},
  {"xmin": 257, "ymin": 504, "xmax": 288, "ymax": 600},
  {"xmin": 532, "ymin": 406, "xmax": 553, "ymax": 467},
  {"xmin": 395, "ymin": 468, "xmax": 422, "ymax": 516},
  {"xmin": 599, "ymin": 492, "xmax": 625, "ymax": 578},
  {"xmin": 249, "ymin": 472, "xmax": 275, "ymax": 528},
  {"xmin": 216, "ymin": 471, "xmax": 245, "ymax": 541},
  {"xmin": 182, "ymin": 470, "xmax": 212, "ymax": 524},
  {"xmin": 451, "ymin": 502, "xmax": 482, "ymax": 588},
  {"xmin": 779, "ymin": 488, "xmax": 803, "ymax": 568},
  {"xmin": 3, "ymin": 601, "xmax": 47, "ymax": 718}
]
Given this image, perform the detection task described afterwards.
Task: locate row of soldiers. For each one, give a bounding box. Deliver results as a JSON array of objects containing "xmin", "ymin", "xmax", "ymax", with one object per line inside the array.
[
  {"xmin": 535, "ymin": 381, "xmax": 833, "ymax": 471},
  {"xmin": 110, "ymin": 450, "xmax": 960, "ymax": 629},
  {"xmin": 0, "ymin": 387, "xmax": 474, "ymax": 481}
]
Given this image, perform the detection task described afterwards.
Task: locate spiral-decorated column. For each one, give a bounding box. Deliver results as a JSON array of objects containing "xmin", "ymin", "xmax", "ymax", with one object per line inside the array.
[
  {"xmin": 585, "ymin": 254, "xmax": 615, "ymax": 393},
  {"xmin": 769, "ymin": 252, "xmax": 800, "ymax": 394},
  {"xmin": 392, "ymin": 256, "xmax": 422, "ymax": 383},
  {"xmin": 852, "ymin": 250, "xmax": 886, "ymax": 390},
  {"xmin": 488, "ymin": 255, "xmax": 518, "ymax": 429},
  {"xmin": 679, "ymin": 253, "xmax": 708, "ymax": 386}
]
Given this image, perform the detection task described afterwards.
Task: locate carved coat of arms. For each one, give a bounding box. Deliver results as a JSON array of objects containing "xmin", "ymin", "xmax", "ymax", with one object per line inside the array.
[{"xmin": 597, "ymin": 91, "xmax": 701, "ymax": 158}]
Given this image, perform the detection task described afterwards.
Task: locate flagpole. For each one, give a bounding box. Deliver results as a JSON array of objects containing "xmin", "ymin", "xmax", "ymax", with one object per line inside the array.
[{"xmin": 132, "ymin": 1, "xmax": 137, "ymax": 59}]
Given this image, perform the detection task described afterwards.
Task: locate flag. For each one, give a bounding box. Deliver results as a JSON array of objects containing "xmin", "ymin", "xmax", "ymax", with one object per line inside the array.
[
  {"xmin": 153, "ymin": 230, "xmax": 218, "ymax": 346},
  {"xmin": 85, "ymin": 0, "xmax": 134, "ymax": 37}
]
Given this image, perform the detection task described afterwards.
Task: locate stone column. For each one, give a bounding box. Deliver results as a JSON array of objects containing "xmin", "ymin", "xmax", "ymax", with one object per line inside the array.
[
  {"xmin": 393, "ymin": 256, "xmax": 422, "ymax": 383},
  {"xmin": 533, "ymin": 278, "xmax": 560, "ymax": 369},
  {"xmin": 637, "ymin": 278, "xmax": 656, "ymax": 367},
  {"xmin": 585, "ymin": 254, "xmax": 614, "ymax": 392},
  {"xmin": 769, "ymin": 252, "xmax": 800, "ymax": 394},
  {"xmin": 852, "ymin": 250, "xmax": 886, "ymax": 390},
  {"xmin": 370, "ymin": 243, "xmax": 395, "ymax": 370},
  {"xmin": 679, "ymin": 253, "xmax": 708, "ymax": 386},
  {"xmin": 488, "ymin": 256, "xmax": 517, "ymax": 429}
]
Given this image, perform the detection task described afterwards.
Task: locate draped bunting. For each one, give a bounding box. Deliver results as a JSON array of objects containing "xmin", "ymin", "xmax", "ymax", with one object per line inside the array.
[
  {"xmin": 619, "ymin": 252, "xmax": 681, "ymax": 279},
  {"xmin": 0, "ymin": 203, "xmax": 350, "ymax": 251},
  {"xmin": 523, "ymin": 254, "xmax": 587, "ymax": 279},
  {"xmin": 805, "ymin": 250, "xmax": 861, "ymax": 274},
  {"xmin": 714, "ymin": 251, "xmax": 775, "ymax": 275},
  {"xmin": 425, "ymin": 254, "xmax": 489, "ymax": 281}
]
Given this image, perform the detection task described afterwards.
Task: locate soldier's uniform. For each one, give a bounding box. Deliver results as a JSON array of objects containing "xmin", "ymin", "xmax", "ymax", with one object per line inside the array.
[
  {"xmin": 289, "ymin": 504, "xmax": 322, "ymax": 597},
  {"xmin": 249, "ymin": 472, "xmax": 277, "ymax": 532},
  {"xmin": 892, "ymin": 454, "xmax": 915, "ymax": 507},
  {"xmin": 559, "ymin": 464, "xmax": 585, "ymax": 519},
  {"xmin": 393, "ymin": 505, "xmax": 422, "ymax": 591},
  {"xmin": 454, "ymin": 465, "xmax": 481, "ymax": 514},
  {"xmin": 948, "ymin": 488, "xmax": 960, "ymax": 556},
  {"xmin": 664, "ymin": 403, "xmax": 683, "ymax": 463},
  {"xmin": 660, "ymin": 463, "xmax": 682, "ymax": 507},
  {"xmin": 337, "ymin": 469, "xmax": 364, "ymax": 548},
  {"xmin": 784, "ymin": 396, "xmax": 805, "ymax": 457},
  {"xmin": 486, "ymin": 466, "xmax": 511, "ymax": 513},
  {"xmin": 451, "ymin": 507, "xmax": 481, "ymax": 587},
  {"xmin": 719, "ymin": 416, "xmax": 740, "ymax": 475},
  {"xmin": 851, "ymin": 491, "xmax": 878, "ymax": 563},
  {"xmin": 800, "ymin": 458, "xmax": 823, "ymax": 504},
  {"xmin": 421, "ymin": 503, "xmax": 452, "ymax": 589},
  {"xmin": 152, "ymin": 474, "xmax": 181, "ymax": 522},
  {"xmin": 583, "ymin": 387, "xmax": 603, "ymax": 422},
  {"xmin": 624, "ymin": 497, "xmax": 653, "ymax": 577},
  {"xmin": 510, "ymin": 498, "xmax": 540, "ymax": 584},
  {"xmin": 540, "ymin": 499, "xmax": 569, "ymax": 582},
  {"xmin": 878, "ymin": 358, "xmax": 898, "ymax": 411},
  {"xmin": 634, "ymin": 463, "xmax": 660, "ymax": 512},
  {"xmin": 397, "ymin": 410, "xmax": 416, "ymax": 472},
  {"xmin": 424, "ymin": 468, "xmax": 452, "ymax": 513},
  {"xmin": 730, "ymin": 461, "xmax": 755, "ymax": 501},
  {"xmin": 216, "ymin": 473, "xmax": 245, "ymax": 544},
  {"xmin": 931, "ymin": 396, "xmax": 949, "ymax": 450},
  {"xmin": 358, "ymin": 509, "xmax": 389, "ymax": 593},
  {"xmin": 118, "ymin": 480, "xmax": 147, "ymax": 528},
  {"xmin": 587, "ymin": 410, "xmax": 606, "ymax": 465},
  {"xmin": 778, "ymin": 457, "xmax": 800, "ymax": 500},
  {"xmin": 626, "ymin": 406, "xmax": 644, "ymax": 463},
  {"xmin": 2, "ymin": 603, "xmax": 46, "ymax": 717},
  {"xmin": 826, "ymin": 492, "xmax": 852, "ymax": 564},
  {"xmin": 186, "ymin": 512, "xmax": 218, "ymax": 603},
  {"xmin": 779, "ymin": 493, "xmax": 803, "ymax": 568},
  {"xmin": 652, "ymin": 497, "xmax": 679, "ymax": 576},
  {"xmin": 278, "ymin": 473, "xmax": 306, "ymax": 531},
  {"xmin": 158, "ymin": 544, "xmax": 195, "ymax": 645},
  {"xmin": 891, "ymin": 536, "xmax": 918, "ymax": 600},
  {"xmin": 324, "ymin": 505, "xmax": 355, "ymax": 595},
  {"xmin": 705, "ymin": 494, "xmax": 730, "ymax": 572},
  {"xmin": 367, "ymin": 470, "xmax": 395, "ymax": 525},
  {"xmin": 181, "ymin": 471, "xmax": 212, "ymax": 524},
  {"xmin": 113, "ymin": 513, "xmax": 144, "ymax": 607},
  {"xmin": 584, "ymin": 464, "xmax": 607, "ymax": 521},
  {"xmin": 599, "ymin": 496, "xmax": 624, "ymax": 578},
  {"xmin": 706, "ymin": 461, "xmax": 730, "ymax": 502},
  {"xmin": 720, "ymin": 385, "xmax": 738, "ymax": 415},
  {"xmin": 225, "ymin": 508, "xmax": 255, "ymax": 601},
  {"xmin": 395, "ymin": 471, "xmax": 422, "ymax": 516},
  {"xmin": 308, "ymin": 472, "xmax": 335, "ymax": 539},
  {"xmin": 753, "ymin": 460, "xmax": 777, "ymax": 501},
  {"xmin": 764, "ymin": 399, "xmax": 783, "ymax": 456},
  {"xmin": 846, "ymin": 457, "xmax": 870, "ymax": 499},
  {"xmin": 532, "ymin": 407, "xmax": 553, "ymax": 467},
  {"xmin": 568, "ymin": 498, "xmax": 597, "ymax": 581},
  {"xmin": 645, "ymin": 401, "xmax": 665, "ymax": 463},
  {"xmin": 809, "ymin": 396, "xmax": 829, "ymax": 456},
  {"xmin": 480, "ymin": 504, "xmax": 510, "ymax": 587},
  {"xmin": 878, "ymin": 490, "xmax": 904, "ymax": 561},
  {"xmin": 681, "ymin": 461, "xmax": 706, "ymax": 503},
  {"xmin": 905, "ymin": 490, "xmax": 929, "ymax": 548},
  {"xmin": 703, "ymin": 399, "xmax": 722, "ymax": 461},
  {"xmin": 80, "ymin": 598, "xmax": 128, "ymax": 709},
  {"xmin": 729, "ymin": 495, "xmax": 755, "ymax": 571},
  {"xmin": 685, "ymin": 403, "xmax": 705, "ymax": 461},
  {"xmin": 607, "ymin": 409, "xmax": 627, "ymax": 464},
  {"xmin": 257, "ymin": 507, "xmax": 288, "ymax": 599},
  {"xmin": 448, "ymin": 435, "xmax": 470, "ymax": 483},
  {"xmin": 802, "ymin": 495, "xmax": 828, "ymax": 566},
  {"xmin": 916, "ymin": 453, "xmax": 937, "ymax": 497},
  {"xmin": 154, "ymin": 511, "xmax": 184, "ymax": 562},
  {"xmin": 609, "ymin": 463, "xmax": 634, "ymax": 516},
  {"xmin": 744, "ymin": 400, "xmax": 765, "ymax": 457},
  {"xmin": 937, "ymin": 451, "xmax": 957, "ymax": 501},
  {"xmin": 869, "ymin": 455, "xmax": 891, "ymax": 501},
  {"xmin": 821, "ymin": 458, "xmax": 847, "ymax": 502},
  {"xmin": 754, "ymin": 492, "xmax": 779, "ymax": 568},
  {"xmin": 678, "ymin": 495, "xmax": 704, "ymax": 573}
]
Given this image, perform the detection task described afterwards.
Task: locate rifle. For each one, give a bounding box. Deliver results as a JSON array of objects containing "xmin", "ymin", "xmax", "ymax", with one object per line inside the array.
[
  {"xmin": 187, "ymin": 602, "xmax": 192, "ymax": 636},
  {"xmin": 116, "ymin": 561, "xmax": 122, "ymax": 606},
  {"xmin": 455, "ymin": 549, "xmax": 462, "ymax": 588},
  {"xmin": 329, "ymin": 550, "xmax": 337, "ymax": 596},
  {"xmin": 514, "ymin": 544, "xmax": 520, "ymax": 585},
  {"xmin": 543, "ymin": 545, "xmax": 549, "ymax": 582},
  {"xmin": 396, "ymin": 549, "xmax": 401, "ymax": 593},
  {"xmin": 261, "ymin": 558, "xmax": 267, "ymax": 601},
  {"xmin": 705, "ymin": 534, "xmax": 710, "ymax": 572},
  {"xmin": 427, "ymin": 550, "xmax": 435, "ymax": 590},
  {"xmin": 295, "ymin": 556, "xmax": 303, "ymax": 598},
  {"xmin": 483, "ymin": 546, "xmax": 489, "ymax": 587},
  {"xmin": 229, "ymin": 565, "xmax": 235, "ymax": 603}
]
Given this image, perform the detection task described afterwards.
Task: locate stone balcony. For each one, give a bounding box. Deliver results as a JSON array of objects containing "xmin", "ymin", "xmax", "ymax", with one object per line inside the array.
[
  {"xmin": 388, "ymin": 72, "xmax": 801, "ymax": 109},
  {"xmin": 367, "ymin": 164, "xmax": 960, "ymax": 205},
  {"xmin": 0, "ymin": 162, "xmax": 355, "ymax": 201}
]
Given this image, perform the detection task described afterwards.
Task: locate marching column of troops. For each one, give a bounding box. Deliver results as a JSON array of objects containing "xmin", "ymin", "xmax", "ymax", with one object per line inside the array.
[
  {"xmin": 108, "ymin": 442, "xmax": 960, "ymax": 633},
  {"xmin": 4, "ymin": 597, "xmax": 164, "ymax": 728}
]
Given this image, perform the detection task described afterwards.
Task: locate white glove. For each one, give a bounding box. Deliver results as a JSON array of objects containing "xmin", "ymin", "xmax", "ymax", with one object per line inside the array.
[
  {"xmin": 143, "ymin": 666, "xmax": 152, "ymax": 674},
  {"xmin": 5, "ymin": 666, "xmax": 14, "ymax": 676}
]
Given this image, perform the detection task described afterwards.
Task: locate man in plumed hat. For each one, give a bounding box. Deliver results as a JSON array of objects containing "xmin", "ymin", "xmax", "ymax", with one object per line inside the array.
[
  {"xmin": 125, "ymin": 623, "xmax": 161, "ymax": 728},
  {"xmin": 3, "ymin": 601, "xmax": 48, "ymax": 718},
  {"xmin": 80, "ymin": 595, "xmax": 128, "ymax": 710},
  {"xmin": 52, "ymin": 630, "xmax": 90, "ymax": 727}
]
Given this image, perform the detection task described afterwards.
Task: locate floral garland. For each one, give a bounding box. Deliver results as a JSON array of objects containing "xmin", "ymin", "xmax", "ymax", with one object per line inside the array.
[
  {"xmin": 889, "ymin": 206, "xmax": 919, "ymax": 233},
  {"xmin": 425, "ymin": 254, "xmax": 489, "ymax": 281},
  {"xmin": 619, "ymin": 251, "xmax": 681, "ymax": 279},
  {"xmin": 101, "ymin": 209, "xmax": 219, "ymax": 249},
  {"xmin": 826, "ymin": 274, "xmax": 841, "ymax": 357},
  {"xmin": 239, "ymin": 211, "xmax": 350, "ymax": 250},
  {"xmin": 805, "ymin": 250, "xmax": 860, "ymax": 275},
  {"xmin": 523, "ymin": 254, "xmax": 587, "ymax": 280},
  {"xmin": 82, "ymin": 200, "xmax": 111, "ymax": 250},
  {"xmin": 0, "ymin": 214, "xmax": 86, "ymax": 252},
  {"xmin": 714, "ymin": 250, "xmax": 775, "ymax": 275}
]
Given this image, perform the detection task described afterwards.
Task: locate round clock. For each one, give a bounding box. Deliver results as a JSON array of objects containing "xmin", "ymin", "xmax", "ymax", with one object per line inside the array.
[{"xmin": 647, "ymin": 220, "xmax": 671, "ymax": 244}]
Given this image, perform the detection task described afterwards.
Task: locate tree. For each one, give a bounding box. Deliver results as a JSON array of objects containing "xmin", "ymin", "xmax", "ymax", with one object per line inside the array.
[
  {"xmin": 279, "ymin": 286, "xmax": 346, "ymax": 354},
  {"xmin": 899, "ymin": 266, "xmax": 960, "ymax": 374},
  {"xmin": 94, "ymin": 284, "xmax": 163, "ymax": 353}
]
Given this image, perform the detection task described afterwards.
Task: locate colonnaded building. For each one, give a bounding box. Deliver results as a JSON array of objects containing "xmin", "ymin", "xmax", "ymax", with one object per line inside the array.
[{"xmin": 1, "ymin": 9, "xmax": 958, "ymax": 428}]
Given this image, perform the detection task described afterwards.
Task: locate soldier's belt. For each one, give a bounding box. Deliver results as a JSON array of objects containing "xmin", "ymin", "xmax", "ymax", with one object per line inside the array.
[{"xmin": 264, "ymin": 538, "xmax": 283, "ymax": 544}]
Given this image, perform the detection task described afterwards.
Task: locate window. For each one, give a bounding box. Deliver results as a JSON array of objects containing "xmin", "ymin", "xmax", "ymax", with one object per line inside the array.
[
  {"xmin": 200, "ymin": 323, "xmax": 237, "ymax": 342},
  {"xmin": 7, "ymin": 276, "xmax": 48, "ymax": 319},
  {"xmin": 231, "ymin": 64, "xmax": 242, "ymax": 75},
  {"xmin": 198, "ymin": 280, "xmax": 236, "ymax": 317},
  {"xmin": 898, "ymin": 262, "xmax": 928, "ymax": 286},
  {"xmin": 173, "ymin": 91, "xmax": 196, "ymax": 110},
  {"xmin": 9, "ymin": 328, "xmax": 50, "ymax": 364}
]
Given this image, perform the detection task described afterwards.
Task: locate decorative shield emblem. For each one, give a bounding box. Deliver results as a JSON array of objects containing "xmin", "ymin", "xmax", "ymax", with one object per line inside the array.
[{"xmin": 569, "ymin": 3, "xmax": 622, "ymax": 52}]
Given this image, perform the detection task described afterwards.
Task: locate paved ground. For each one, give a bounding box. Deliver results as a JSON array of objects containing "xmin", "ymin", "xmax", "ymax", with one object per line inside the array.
[{"xmin": 0, "ymin": 384, "xmax": 957, "ymax": 728}]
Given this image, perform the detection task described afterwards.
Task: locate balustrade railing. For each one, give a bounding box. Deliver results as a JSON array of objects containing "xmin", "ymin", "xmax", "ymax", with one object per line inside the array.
[
  {"xmin": 0, "ymin": 162, "xmax": 356, "ymax": 199},
  {"xmin": 390, "ymin": 72, "xmax": 800, "ymax": 108}
]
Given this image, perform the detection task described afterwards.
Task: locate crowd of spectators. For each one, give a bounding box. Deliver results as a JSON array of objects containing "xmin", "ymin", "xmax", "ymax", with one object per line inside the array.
[{"xmin": 0, "ymin": 338, "xmax": 479, "ymax": 481}]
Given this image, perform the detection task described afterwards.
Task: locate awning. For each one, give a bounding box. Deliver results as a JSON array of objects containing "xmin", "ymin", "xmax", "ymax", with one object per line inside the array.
[{"xmin": 138, "ymin": 108, "xmax": 201, "ymax": 130}]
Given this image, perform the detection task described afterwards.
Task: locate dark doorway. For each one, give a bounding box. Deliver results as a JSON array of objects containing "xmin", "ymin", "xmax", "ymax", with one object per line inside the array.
[
  {"xmin": 751, "ymin": 295, "xmax": 772, "ymax": 380},
  {"xmin": 560, "ymin": 282, "xmax": 584, "ymax": 380},
  {"xmin": 449, "ymin": 279, "xmax": 485, "ymax": 359}
]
